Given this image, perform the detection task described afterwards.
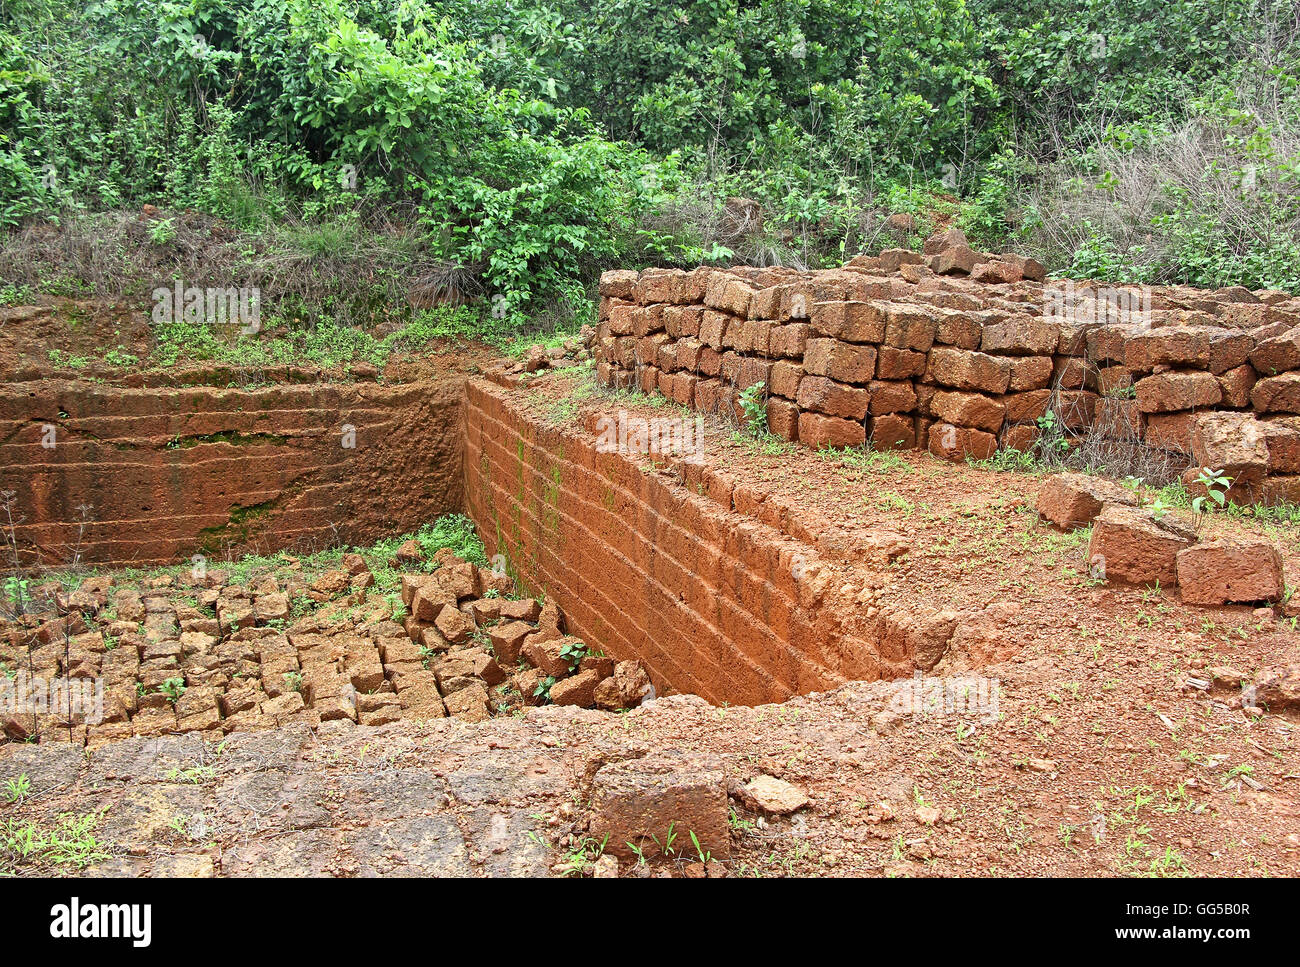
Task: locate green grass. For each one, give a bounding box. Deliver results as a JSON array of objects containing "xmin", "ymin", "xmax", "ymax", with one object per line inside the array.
[
  {"xmin": 817, "ymin": 443, "xmax": 914, "ymax": 474},
  {"xmin": 498, "ymin": 323, "xmax": 584, "ymax": 360},
  {"xmin": 969, "ymin": 447, "xmax": 1051, "ymax": 475},
  {"xmin": 362, "ymin": 514, "xmax": 489, "ymax": 593},
  {"xmin": 145, "ymin": 299, "xmax": 589, "ymax": 374},
  {"xmin": 149, "ymin": 303, "xmax": 503, "ymax": 371},
  {"xmin": 729, "ymin": 430, "xmax": 794, "ymax": 456},
  {"xmin": 1, "ymin": 810, "xmax": 111, "ymax": 873},
  {"xmin": 0, "ymin": 283, "xmax": 33, "ymax": 306}
]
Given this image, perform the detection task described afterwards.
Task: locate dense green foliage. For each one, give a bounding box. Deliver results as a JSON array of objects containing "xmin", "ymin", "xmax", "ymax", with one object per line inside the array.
[{"xmin": 2, "ymin": 0, "xmax": 1298, "ymax": 325}]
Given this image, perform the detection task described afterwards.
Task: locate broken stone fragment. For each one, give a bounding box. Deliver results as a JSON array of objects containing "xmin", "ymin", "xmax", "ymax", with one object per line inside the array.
[
  {"xmin": 613, "ymin": 660, "xmax": 653, "ymax": 707},
  {"xmin": 443, "ymin": 646, "xmax": 504, "ymax": 686},
  {"xmin": 394, "ymin": 539, "xmax": 423, "ymax": 565},
  {"xmin": 434, "ymin": 561, "xmax": 479, "ymax": 600},
  {"xmin": 309, "ymin": 570, "xmax": 351, "ymax": 596},
  {"xmin": 515, "ymin": 668, "xmax": 547, "ymax": 706},
  {"xmin": 593, "ymin": 676, "xmax": 623, "ymax": 710},
  {"xmin": 523, "ymin": 345, "xmax": 548, "ymax": 373},
  {"xmin": 356, "ymin": 692, "xmax": 402, "ymax": 726},
  {"xmin": 922, "ymin": 227, "xmax": 968, "ymax": 255},
  {"xmin": 1175, "ymin": 539, "xmax": 1283, "ymax": 606},
  {"xmin": 1081, "ymin": 501, "xmax": 1190, "ymax": 584},
  {"xmin": 580, "ymin": 654, "xmax": 615, "ymax": 679},
  {"xmin": 1189, "ymin": 412, "xmax": 1269, "ymax": 486},
  {"xmin": 488, "ymin": 620, "xmax": 533, "ymax": 665},
  {"xmin": 1036, "ymin": 472, "xmax": 1139, "ymax": 530},
  {"xmin": 477, "ymin": 566, "xmax": 513, "ymax": 596},
  {"xmin": 397, "ymin": 677, "xmax": 446, "ymax": 719},
  {"xmin": 1249, "ymin": 665, "xmax": 1300, "ymax": 712},
  {"xmin": 1087, "ymin": 504, "xmax": 1195, "ymax": 586},
  {"xmin": 443, "ymin": 683, "xmax": 491, "ymax": 722},
  {"xmin": 549, "ymin": 668, "xmax": 602, "ymax": 707},
  {"xmin": 498, "ymin": 598, "xmax": 541, "ymax": 623},
  {"xmin": 521, "ymin": 635, "xmax": 574, "ymax": 678},
  {"xmin": 253, "ymin": 592, "xmax": 289, "ymax": 622},
  {"xmin": 433, "ymin": 603, "xmax": 475, "ymax": 644},
  {"xmin": 737, "ymin": 775, "xmax": 810, "ymax": 816},
  {"xmin": 970, "ymin": 258, "xmax": 1023, "ymax": 284},
  {"xmin": 931, "ymin": 243, "xmax": 981, "ymax": 276},
  {"xmin": 535, "ymin": 598, "xmax": 565, "ymax": 640},
  {"xmin": 589, "ymin": 750, "xmax": 730, "ymax": 861},
  {"xmin": 410, "ymin": 582, "xmax": 454, "ymax": 622}
]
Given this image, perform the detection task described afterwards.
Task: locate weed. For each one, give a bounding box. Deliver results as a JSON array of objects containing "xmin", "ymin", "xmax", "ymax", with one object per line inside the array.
[
  {"xmin": 148, "ymin": 217, "xmax": 177, "ymax": 245},
  {"xmin": 737, "ymin": 381, "xmax": 768, "ymax": 436},
  {"xmin": 1190, "ymin": 467, "xmax": 1232, "ymax": 536},
  {"xmin": 688, "ymin": 829, "xmax": 712, "ymax": 864},
  {"xmin": 559, "ymin": 639, "xmax": 587, "ymax": 672},
  {"xmin": 158, "ymin": 677, "xmax": 186, "ymax": 704},
  {"xmin": 4, "ymin": 775, "xmax": 31, "ymax": 803},
  {"xmin": 0, "ymin": 809, "xmax": 110, "ymax": 871},
  {"xmin": 533, "ymin": 675, "xmax": 556, "ymax": 703}
]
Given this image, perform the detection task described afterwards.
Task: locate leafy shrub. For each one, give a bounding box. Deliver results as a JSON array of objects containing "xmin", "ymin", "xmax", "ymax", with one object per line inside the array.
[{"xmin": 2, "ymin": 0, "xmax": 1299, "ymax": 309}]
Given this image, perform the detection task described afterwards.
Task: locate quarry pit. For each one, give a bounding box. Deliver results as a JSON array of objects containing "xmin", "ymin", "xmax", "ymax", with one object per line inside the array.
[{"xmin": 2, "ymin": 255, "xmax": 1300, "ymax": 877}]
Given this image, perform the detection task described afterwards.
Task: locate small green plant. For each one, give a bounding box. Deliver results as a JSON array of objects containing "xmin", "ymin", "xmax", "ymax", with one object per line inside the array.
[
  {"xmin": 1148, "ymin": 496, "xmax": 1172, "ymax": 521},
  {"xmin": 737, "ymin": 381, "xmax": 767, "ymax": 437},
  {"xmin": 1190, "ymin": 467, "xmax": 1232, "ymax": 535},
  {"xmin": 1035, "ymin": 410, "xmax": 1069, "ymax": 453},
  {"xmin": 651, "ymin": 821, "xmax": 679, "ymax": 857},
  {"xmin": 1, "ymin": 810, "xmax": 110, "ymax": 870},
  {"xmin": 148, "ymin": 217, "xmax": 177, "ymax": 245},
  {"xmin": 689, "ymin": 829, "xmax": 712, "ymax": 864},
  {"xmin": 556, "ymin": 833, "xmax": 609, "ymax": 876},
  {"xmin": 972, "ymin": 447, "xmax": 1042, "ymax": 474},
  {"xmin": 0, "ymin": 283, "xmax": 33, "ymax": 306},
  {"xmin": 103, "ymin": 346, "xmax": 139, "ymax": 367},
  {"xmin": 284, "ymin": 671, "xmax": 304, "ymax": 693},
  {"xmin": 158, "ymin": 677, "xmax": 186, "ymax": 704},
  {"xmin": 165, "ymin": 766, "xmax": 215, "ymax": 784},
  {"xmin": 3, "ymin": 575, "xmax": 28, "ymax": 611},
  {"xmin": 559, "ymin": 639, "xmax": 587, "ymax": 672},
  {"xmin": 533, "ymin": 675, "xmax": 556, "ymax": 703},
  {"xmin": 5, "ymin": 775, "xmax": 31, "ymax": 803}
]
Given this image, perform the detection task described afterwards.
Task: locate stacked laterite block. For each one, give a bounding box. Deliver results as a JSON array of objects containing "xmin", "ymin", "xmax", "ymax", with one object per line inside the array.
[{"xmin": 595, "ymin": 260, "xmax": 1300, "ymax": 499}]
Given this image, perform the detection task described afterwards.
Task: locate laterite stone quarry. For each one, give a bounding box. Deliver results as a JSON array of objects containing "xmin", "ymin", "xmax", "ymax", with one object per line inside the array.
[{"xmin": 3, "ymin": 241, "xmax": 1300, "ymax": 877}]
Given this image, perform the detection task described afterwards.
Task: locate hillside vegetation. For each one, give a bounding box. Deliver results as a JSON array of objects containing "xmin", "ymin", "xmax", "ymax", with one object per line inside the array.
[{"xmin": 2, "ymin": 0, "xmax": 1298, "ymax": 331}]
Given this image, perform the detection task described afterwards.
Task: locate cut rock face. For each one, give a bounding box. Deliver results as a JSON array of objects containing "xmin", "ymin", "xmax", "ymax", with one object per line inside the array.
[
  {"xmin": 1087, "ymin": 504, "xmax": 1196, "ymax": 586},
  {"xmin": 1176, "ymin": 540, "xmax": 1284, "ymax": 606},
  {"xmin": 1036, "ymin": 472, "xmax": 1139, "ymax": 530}
]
